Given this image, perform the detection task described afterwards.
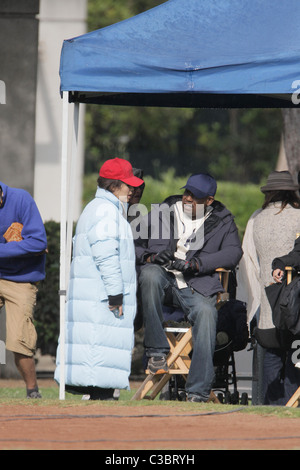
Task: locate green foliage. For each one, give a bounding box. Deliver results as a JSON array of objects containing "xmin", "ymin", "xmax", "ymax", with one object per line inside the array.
[
  {"xmin": 85, "ymin": 1, "xmax": 283, "ymax": 184},
  {"xmin": 87, "ymin": 0, "xmax": 164, "ymax": 32},
  {"xmin": 142, "ymin": 168, "xmax": 187, "ymax": 206},
  {"xmin": 215, "ymin": 181, "xmax": 264, "ymax": 238},
  {"xmin": 82, "ymin": 172, "xmax": 98, "ymax": 208},
  {"xmin": 34, "ymin": 221, "xmax": 60, "ymax": 356},
  {"xmin": 85, "ymin": 105, "xmax": 282, "ymax": 185}
]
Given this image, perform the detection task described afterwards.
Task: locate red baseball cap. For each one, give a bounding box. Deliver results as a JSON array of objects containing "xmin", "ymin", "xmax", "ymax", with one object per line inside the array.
[{"xmin": 99, "ymin": 158, "xmax": 144, "ymax": 187}]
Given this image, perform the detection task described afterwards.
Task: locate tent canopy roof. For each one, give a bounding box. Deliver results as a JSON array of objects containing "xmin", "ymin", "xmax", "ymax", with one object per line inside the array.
[{"xmin": 60, "ymin": 0, "xmax": 300, "ymax": 108}]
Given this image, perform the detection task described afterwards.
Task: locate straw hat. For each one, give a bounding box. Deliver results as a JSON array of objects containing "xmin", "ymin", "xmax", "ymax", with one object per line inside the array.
[{"xmin": 260, "ymin": 170, "xmax": 299, "ymax": 193}]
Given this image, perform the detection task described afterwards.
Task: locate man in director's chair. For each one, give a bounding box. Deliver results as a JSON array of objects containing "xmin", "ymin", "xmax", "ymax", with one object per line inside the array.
[{"xmin": 134, "ymin": 173, "xmax": 243, "ymax": 403}]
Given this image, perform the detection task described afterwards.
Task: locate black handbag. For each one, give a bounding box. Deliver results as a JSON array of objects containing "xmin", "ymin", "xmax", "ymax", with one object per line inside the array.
[{"xmin": 265, "ymin": 277, "xmax": 300, "ymax": 335}]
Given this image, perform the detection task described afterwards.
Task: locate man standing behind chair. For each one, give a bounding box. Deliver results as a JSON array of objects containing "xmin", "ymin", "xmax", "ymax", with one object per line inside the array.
[
  {"xmin": 0, "ymin": 182, "xmax": 47, "ymax": 398},
  {"xmin": 135, "ymin": 173, "xmax": 243, "ymax": 403}
]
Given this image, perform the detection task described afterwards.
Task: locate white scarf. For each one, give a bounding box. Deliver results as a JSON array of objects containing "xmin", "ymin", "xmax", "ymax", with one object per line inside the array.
[{"xmin": 167, "ymin": 201, "xmax": 212, "ymax": 288}]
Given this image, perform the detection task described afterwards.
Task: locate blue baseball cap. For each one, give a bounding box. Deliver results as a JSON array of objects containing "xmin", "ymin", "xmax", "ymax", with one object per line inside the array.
[{"xmin": 181, "ymin": 173, "xmax": 217, "ymax": 199}]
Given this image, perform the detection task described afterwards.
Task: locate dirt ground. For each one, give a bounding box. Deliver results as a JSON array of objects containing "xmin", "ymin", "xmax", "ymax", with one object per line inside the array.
[{"xmin": 0, "ymin": 379, "xmax": 300, "ymax": 451}]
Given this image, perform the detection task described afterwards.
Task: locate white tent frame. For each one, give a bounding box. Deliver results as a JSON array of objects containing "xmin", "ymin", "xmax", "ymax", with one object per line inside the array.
[{"xmin": 59, "ymin": 92, "xmax": 80, "ymax": 400}]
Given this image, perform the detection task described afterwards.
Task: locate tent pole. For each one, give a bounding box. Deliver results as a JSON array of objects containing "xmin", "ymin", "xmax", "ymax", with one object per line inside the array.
[
  {"xmin": 59, "ymin": 91, "xmax": 69, "ymax": 400},
  {"xmin": 66, "ymin": 101, "xmax": 80, "ymax": 279}
]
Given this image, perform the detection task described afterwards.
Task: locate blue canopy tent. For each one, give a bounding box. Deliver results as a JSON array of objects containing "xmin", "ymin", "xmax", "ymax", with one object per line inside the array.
[
  {"xmin": 60, "ymin": 0, "xmax": 300, "ymax": 108},
  {"xmin": 58, "ymin": 0, "xmax": 300, "ymax": 398}
]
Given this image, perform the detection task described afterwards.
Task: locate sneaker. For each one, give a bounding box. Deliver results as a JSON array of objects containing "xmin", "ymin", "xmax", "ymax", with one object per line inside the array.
[
  {"xmin": 187, "ymin": 394, "xmax": 207, "ymax": 403},
  {"xmin": 147, "ymin": 356, "xmax": 168, "ymax": 374},
  {"xmin": 27, "ymin": 390, "xmax": 42, "ymax": 399},
  {"xmin": 178, "ymin": 388, "xmax": 187, "ymax": 401},
  {"xmin": 81, "ymin": 394, "xmax": 91, "ymax": 400}
]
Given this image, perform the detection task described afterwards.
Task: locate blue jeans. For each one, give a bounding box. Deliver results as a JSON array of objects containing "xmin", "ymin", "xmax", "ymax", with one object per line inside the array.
[
  {"xmin": 139, "ymin": 264, "xmax": 217, "ymax": 401},
  {"xmin": 263, "ymin": 348, "xmax": 300, "ymax": 406}
]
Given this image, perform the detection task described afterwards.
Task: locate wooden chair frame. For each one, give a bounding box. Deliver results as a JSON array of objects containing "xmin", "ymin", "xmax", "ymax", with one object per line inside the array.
[{"xmin": 131, "ymin": 268, "xmax": 229, "ymax": 402}]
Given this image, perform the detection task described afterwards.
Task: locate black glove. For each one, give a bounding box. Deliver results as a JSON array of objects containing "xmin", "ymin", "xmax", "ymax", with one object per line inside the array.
[
  {"xmin": 149, "ymin": 250, "xmax": 174, "ymax": 266},
  {"xmin": 172, "ymin": 258, "xmax": 199, "ymax": 274},
  {"xmin": 108, "ymin": 293, "xmax": 123, "ymax": 306}
]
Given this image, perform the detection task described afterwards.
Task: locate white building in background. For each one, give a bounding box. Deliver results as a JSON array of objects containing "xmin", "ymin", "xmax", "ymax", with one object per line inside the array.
[{"xmin": 34, "ymin": 0, "xmax": 87, "ymax": 222}]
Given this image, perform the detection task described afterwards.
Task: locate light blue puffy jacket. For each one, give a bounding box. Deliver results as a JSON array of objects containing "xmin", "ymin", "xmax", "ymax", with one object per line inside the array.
[{"xmin": 55, "ymin": 188, "xmax": 137, "ymax": 390}]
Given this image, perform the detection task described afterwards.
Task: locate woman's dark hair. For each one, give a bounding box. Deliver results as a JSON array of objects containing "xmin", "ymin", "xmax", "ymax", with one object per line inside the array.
[
  {"xmin": 262, "ymin": 190, "xmax": 300, "ymax": 210},
  {"xmin": 97, "ymin": 176, "xmax": 123, "ymax": 193}
]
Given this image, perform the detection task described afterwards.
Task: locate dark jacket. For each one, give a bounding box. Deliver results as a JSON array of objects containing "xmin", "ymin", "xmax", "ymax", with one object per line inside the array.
[
  {"xmin": 135, "ymin": 196, "xmax": 243, "ymax": 296},
  {"xmin": 272, "ymin": 236, "xmax": 300, "ymax": 273},
  {"xmin": 264, "ymin": 235, "xmax": 300, "ymax": 342}
]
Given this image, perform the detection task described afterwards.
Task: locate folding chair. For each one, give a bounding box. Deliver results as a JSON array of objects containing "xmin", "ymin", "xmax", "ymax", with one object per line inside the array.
[
  {"xmin": 286, "ymin": 387, "xmax": 300, "ymax": 407},
  {"xmin": 285, "ymin": 266, "xmax": 300, "ymax": 407},
  {"xmin": 131, "ymin": 268, "xmax": 230, "ymax": 401}
]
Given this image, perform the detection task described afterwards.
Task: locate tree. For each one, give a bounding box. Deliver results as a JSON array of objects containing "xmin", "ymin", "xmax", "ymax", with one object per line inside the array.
[
  {"xmin": 282, "ymin": 109, "xmax": 300, "ymax": 183},
  {"xmin": 85, "ymin": 0, "xmax": 283, "ymax": 184}
]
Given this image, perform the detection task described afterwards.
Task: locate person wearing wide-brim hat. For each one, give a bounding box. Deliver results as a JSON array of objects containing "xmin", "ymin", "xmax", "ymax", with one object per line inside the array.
[
  {"xmin": 55, "ymin": 158, "xmax": 144, "ymax": 400},
  {"xmin": 260, "ymin": 170, "xmax": 300, "ymax": 193},
  {"xmin": 237, "ymin": 170, "xmax": 300, "ymax": 406}
]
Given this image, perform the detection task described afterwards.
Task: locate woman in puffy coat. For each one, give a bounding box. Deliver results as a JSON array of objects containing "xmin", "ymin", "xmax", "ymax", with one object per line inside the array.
[{"xmin": 55, "ymin": 158, "xmax": 144, "ymax": 400}]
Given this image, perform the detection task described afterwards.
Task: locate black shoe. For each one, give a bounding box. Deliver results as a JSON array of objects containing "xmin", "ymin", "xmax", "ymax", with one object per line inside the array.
[
  {"xmin": 27, "ymin": 390, "xmax": 42, "ymax": 399},
  {"xmin": 89, "ymin": 387, "xmax": 114, "ymax": 400},
  {"xmin": 147, "ymin": 356, "xmax": 168, "ymax": 374}
]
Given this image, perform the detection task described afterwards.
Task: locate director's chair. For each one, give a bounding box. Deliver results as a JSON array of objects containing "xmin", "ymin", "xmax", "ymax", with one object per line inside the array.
[{"xmin": 131, "ymin": 268, "xmax": 230, "ymax": 402}]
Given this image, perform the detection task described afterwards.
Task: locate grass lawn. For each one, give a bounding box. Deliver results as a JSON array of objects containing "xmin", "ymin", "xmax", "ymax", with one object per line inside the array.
[{"xmin": 0, "ymin": 379, "xmax": 300, "ymax": 419}]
